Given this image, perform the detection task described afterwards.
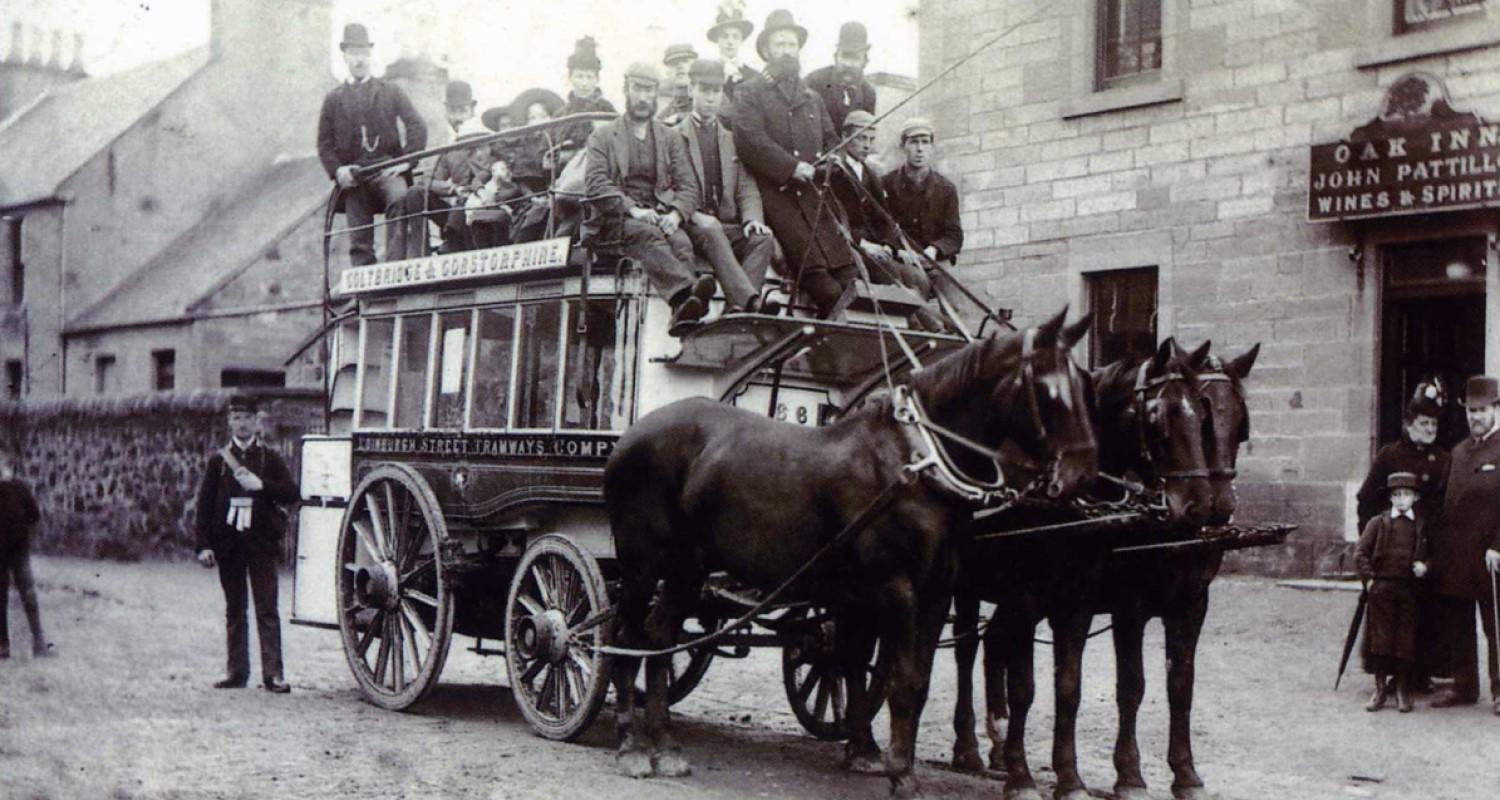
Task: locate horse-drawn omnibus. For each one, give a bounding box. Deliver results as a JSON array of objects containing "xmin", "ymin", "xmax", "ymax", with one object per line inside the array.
[{"xmin": 290, "ymin": 113, "xmax": 975, "ymax": 741}]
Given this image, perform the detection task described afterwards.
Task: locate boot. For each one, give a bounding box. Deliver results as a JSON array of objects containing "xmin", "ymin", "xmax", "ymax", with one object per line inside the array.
[
  {"xmin": 1365, "ymin": 676, "xmax": 1388, "ymax": 712},
  {"xmin": 1396, "ymin": 673, "xmax": 1413, "ymax": 713}
]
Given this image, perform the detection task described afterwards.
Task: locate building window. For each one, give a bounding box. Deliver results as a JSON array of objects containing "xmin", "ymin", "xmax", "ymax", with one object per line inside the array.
[
  {"xmin": 152, "ymin": 349, "xmax": 176, "ymax": 391},
  {"xmin": 94, "ymin": 354, "xmax": 117, "ymax": 395},
  {"xmin": 3, "ymin": 216, "xmax": 22, "ymax": 306},
  {"xmin": 1087, "ymin": 267, "xmax": 1158, "ymax": 367},
  {"xmin": 1096, "ymin": 0, "xmax": 1162, "ymax": 90},
  {"xmin": 1396, "ymin": 0, "xmax": 1488, "ymax": 33},
  {"xmin": 220, "ymin": 368, "xmax": 286, "ymax": 388},
  {"xmin": 4, "ymin": 359, "xmax": 20, "ymax": 400}
]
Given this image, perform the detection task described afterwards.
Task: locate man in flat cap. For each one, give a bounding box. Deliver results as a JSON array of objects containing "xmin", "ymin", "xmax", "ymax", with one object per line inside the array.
[
  {"xmin": 658, "ymin": 43, "xmax": 699, "ymax": 125},
  {"xmin": 806, "ymin": 21, "xmax": 878, "ymax": 132},
  {"xmin": 707, "ymin": 6, "xmax": 757, "ymax": 101},
  {"xmin": 733, "ymin": 9, "xmax": 856, "ymax": 319},
  {"xmin": 194, "ymin": 395, "xmax": 300, "ymax": 694},
  {"xmin": 317, "ymin": 23, "xmax": 429, "ymax": 265},
  {"xmin": 882, "ymin": 118, "xmax": 963, "ymax": 269},
  {"xmin": 675, "ymin": 59, "xmax": 776, "ymax": 315},
  {"xmin": 400, "ymin": 80, "xmax": 492, "ymax": 255},
  {"xmin": 1429, "ymin": 375, "xmax": 1500, "ymax": 715},
  {"xmin": 585, "ymin": 62, "xmax": 716, "ymax": 334}
]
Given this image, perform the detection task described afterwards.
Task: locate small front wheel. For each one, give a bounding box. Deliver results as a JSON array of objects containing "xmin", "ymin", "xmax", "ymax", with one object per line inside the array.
[{"xmin": 505, "ymin": 534, "xmax": 612, "ymax": 741}]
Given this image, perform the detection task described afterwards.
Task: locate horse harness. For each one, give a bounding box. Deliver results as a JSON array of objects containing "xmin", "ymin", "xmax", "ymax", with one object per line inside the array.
[{"xmin": 1130, "ymin": 362, "xmax": 1210, "ymax": 485}]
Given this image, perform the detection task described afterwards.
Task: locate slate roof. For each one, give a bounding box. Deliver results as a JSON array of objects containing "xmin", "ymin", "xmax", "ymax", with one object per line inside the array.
[
  {"xmin": 0, "ymin": 47, "xmax": 209, "ymax": 208},
  {"xmin": 65, "ymin": 156, "xmax": 331, "ymax": 333}
]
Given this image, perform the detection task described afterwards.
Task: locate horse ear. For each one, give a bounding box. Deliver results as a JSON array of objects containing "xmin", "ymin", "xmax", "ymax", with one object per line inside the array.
[
  {"xmin": 1035, "ymin": 306, "xmax": 1068, "ymax": 345},
  {"xmin": 1226, "ymin": 342, "xmax": 1261, "ymax": 380},
  {"xmin": 1152, "ymin": 337, "xmax": 1173, "ymax": 372},
  {"xmin": 1186, "ymin": 340, "xmax": 1212, "ymax": 371},
  {"xmin": 1060, "ymin": 312, "xmax": 1093, "ymax": 349}
]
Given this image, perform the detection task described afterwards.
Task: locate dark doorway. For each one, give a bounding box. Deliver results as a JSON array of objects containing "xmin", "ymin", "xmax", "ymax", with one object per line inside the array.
[{"xmin": 1379, "ymin": 237, "xmax": 1486, "ymax": 448}]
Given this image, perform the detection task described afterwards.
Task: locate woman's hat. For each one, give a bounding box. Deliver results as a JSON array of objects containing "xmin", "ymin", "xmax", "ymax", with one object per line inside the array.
[
  {"xmin": 756, "ymin": 9, "xmax": 809, "ymax": 61},
  {"xmin": 567, "ymin": 36, "xmax": 602, "ymax": 72},
  {"xmin": 480, "ymin": 106, "xmax": 510, "ymax": 132},
  {"xmin": 1386, "ymin": 472, "xmax": 1420, "ymax": 492},
  {"xmin": 508, "ymin": 88, "xmax": 566, "ymax": 125},
  {"xmin": 707, "ymin": 8, "xmax": 754, "ymax": 42}
]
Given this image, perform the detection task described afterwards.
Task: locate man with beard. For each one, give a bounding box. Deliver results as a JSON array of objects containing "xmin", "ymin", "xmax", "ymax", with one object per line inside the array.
[
  {"xmin": 585, "ymin": 62, "xmax": 716, "ymax": 334},
  {"xmin": 317, "ymin": 23, "xmax": 427, "ymax": 265},
  {"xmin": 1428, "ymin": 376, "xmax": 1500, "ymax": 715},
  {"xmin": 733, "ymin": 9, "xmax": 855, "ymax": 319},
  {"xmin": 806, "ymin": 22, "xmax": 878, "ymax": 132},
  {"xmin": 707, "ymin": 6, "xmax": 757, "ymax": 102},
  {"xmin": 675, "ymin": 59, "xmax": 776, "ymax": 315}
]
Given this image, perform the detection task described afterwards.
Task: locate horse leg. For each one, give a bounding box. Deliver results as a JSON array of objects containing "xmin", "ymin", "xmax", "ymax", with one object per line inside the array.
[
  {"xmin": 999, "ymin": 617, "xmax": 1042, "ymax": 800},
  {"xmin": 1110, "ymin": 611, "xmax": 1151, "ymax": 800},
  {"xmin": 982, "ymin": 608, "xmax": 1009, "ymax": 771},
  {"xmin": 612, "ymin": 573, "xmax": 655, "ymax": 778},
  {"xmin": 647, "ymin": 574, "xmax": 696, "ymax": 778},
  {"xmin": 1164, "ymin": 593, "xmax": 1212, "ymax": 800},
  {"xmin": 878, "ymin": 575, "xmax": 930, "ymax": 799},
  {"xmin": 1049, "ymin": 610, "xmax": 1093, "ymax": 800},
  {"xmin": 951, "ymin": 590, "xmax": 986, "ymax": 772},
  {"xmin": 836, "ymin": 608, "xmax": 884, "ymax": 774}
]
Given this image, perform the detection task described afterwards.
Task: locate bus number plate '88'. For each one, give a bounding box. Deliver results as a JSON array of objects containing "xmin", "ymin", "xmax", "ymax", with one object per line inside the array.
[{"xmin": 739, "ymin": 384, "xmax": 834, "ymax": 427}]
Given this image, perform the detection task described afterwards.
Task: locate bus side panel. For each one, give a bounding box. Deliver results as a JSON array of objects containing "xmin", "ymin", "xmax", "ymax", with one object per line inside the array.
[{"xmin": 292, "ymin": 505, "xmax": 344, "ymax": 627}]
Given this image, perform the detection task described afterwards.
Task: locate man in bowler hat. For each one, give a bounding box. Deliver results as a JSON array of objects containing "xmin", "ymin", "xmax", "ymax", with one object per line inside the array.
[
  {"xmin": 317, "ymin": 23, "xmax": 428, "ymax": 265},
  {"xmin": 400, "ymin": 80, "xmax": 491, "ymax": 255},
  {"xmin": 1429, "ymin": 375, "xmax": 1500, "ymax": 715},
  {"xmin": 806, "ymin": 21, "xmax": 878, "ymax": 132},
  {"xmin": 195, "ymin": 395, "xmax": 300, "ymax": 693}
]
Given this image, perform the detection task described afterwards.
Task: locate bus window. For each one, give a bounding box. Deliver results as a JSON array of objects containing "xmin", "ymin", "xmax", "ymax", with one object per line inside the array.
[
  {"xmin": 357, "ymin": 318, "xmax": 395, "ymax": 429},
  {"xmin": 563, "ymin": 299, "xmax": 633, "ymax": 431},
  {"xmin": 514, "ymin": 301, "xmax": 562, "ymax": 429},
  {"xmin": 394, "ymin": 314, "xmax": 433, "ymax": 430},
  {"xmin": 471, "ymin": 306, "xmax": 517, "ymax": 429},
  {"xmin": 430, "ymin": 310, "xmax": 471, "ymax": 429},
  {"xmin": 330, "ymin": 319, "xmax": 360, "ymax": 433}
]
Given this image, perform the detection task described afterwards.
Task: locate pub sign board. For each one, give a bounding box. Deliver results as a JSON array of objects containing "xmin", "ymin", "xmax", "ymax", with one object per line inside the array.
[{"xmin": 1308, "ymin": 73, "xmax": 1500, "ymax": 222}]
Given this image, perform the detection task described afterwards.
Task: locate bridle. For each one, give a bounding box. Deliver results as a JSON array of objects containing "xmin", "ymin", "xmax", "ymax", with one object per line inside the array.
[
  {"xmin": 1195, "ymin": 369, "xmax": 1247, "ymax": 480},
  {"xmin": 1131, "ymin": 361, "xmax": 1209, "ymax": 483}
]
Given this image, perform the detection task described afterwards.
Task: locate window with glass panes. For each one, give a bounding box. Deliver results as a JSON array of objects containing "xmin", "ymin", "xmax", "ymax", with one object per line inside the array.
[
  {"xmin": 1396, "ymin": 0, "xmax": 1488, "ymax": 33},
  {"xmin": 1087, "ymin": 267, "xmax": 1158, "ymax": 367},
  {"xmin": 1097, "ymin": 0, "xmax": 1162, "ymax": 89}
]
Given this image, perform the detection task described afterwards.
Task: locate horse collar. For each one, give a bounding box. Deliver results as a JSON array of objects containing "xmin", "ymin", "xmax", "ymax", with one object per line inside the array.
[{"xmin": 891, "ymin": 385, "xmax": 1009, "ymax": 507}]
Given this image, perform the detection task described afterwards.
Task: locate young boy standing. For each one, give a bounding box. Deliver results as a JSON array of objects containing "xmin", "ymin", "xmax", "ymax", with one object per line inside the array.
[{"xmin": 1356, "ymin": 471, "xmax": 1429, "ymax": 712}]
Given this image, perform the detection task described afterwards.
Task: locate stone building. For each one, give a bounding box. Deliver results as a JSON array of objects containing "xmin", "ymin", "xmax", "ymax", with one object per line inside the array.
[{"xmin": 913, "ymin": 0, "xmax": 1500, "ymax": 574}]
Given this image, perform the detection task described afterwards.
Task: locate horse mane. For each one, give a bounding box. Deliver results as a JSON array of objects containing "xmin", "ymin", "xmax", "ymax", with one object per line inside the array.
[{"xmin": 907, "ymin": 331, "xmax": 1020, "ymax": 417}]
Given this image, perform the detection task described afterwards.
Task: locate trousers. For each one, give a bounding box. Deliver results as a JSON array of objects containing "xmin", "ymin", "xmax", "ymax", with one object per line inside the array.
[
  {"xmin": 685, "ymin": 219, "xmax": 774, "ymax": 310},
  {"xmin": 0, "ymin": 538, "xmax": 45, "ymax": 657},
  {"xmin": 614, "ymin": 217, "xmax": 697, "ymax": 304},
  {"xmin": 217, "ymin": 544, "xmax": 284, "ymax": 683},
  {"xmin": 1440, "ymin": 590, "xmax": 1499, "ymax": 700},
  {"xmin": 343, "ymin": 173, "xmax": 409, "ymax": 266}
]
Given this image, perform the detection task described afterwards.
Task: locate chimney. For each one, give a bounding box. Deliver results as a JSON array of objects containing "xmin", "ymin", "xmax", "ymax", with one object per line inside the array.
[
  {"xmin": 67, "ymin": 32, "xmax": 85, "ymax": 75},
  {"xmin": 48, "ymin": 29, "xmax": 63, "ymax": 69},
  {"xmin": 29, "ymin": 25, "xmax": 45, "ymax": 64}
]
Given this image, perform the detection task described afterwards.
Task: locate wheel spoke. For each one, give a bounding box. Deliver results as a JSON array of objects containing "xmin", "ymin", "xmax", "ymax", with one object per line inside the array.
[
  {"xmin": 390, "ymin": 614, "xmax": 405, "ymax": 690},
  {"xmin": 401, "ymin": 557, "xmax": 434, "ymax": 585},
  {"xmin": 400, "ymin": 599, "xmax": 433, "ymax": 652},
  {"xmin": 530, "ymin": 564, "xmax": 555, "ymax": 608},
  {"xmin": 398, "ymin": 607, "xmax": 424, "ymax": 672},
  {"xmin": 567, "ymin": 648, "xmax": 595, "ymax": 679},
  {"xmin": 521, "ymin": 655, "xmax": 547, "ymax": 685},
  {"xmin": 538, "ymin": 664, "xmax": 557, "ymax": 716},
  {"xmin": 813, "ymin": 673, "xmax": 832, "ymax": 720},
  {"xmin": 372, "ymin": 616, "xmax": 392, "ymax": 686},
  {"xmin": 356, "ymin": 610, "xmax": 384, "ymax": 658},
  {"xmin": 832, "ymin": 676, "xmax": 847, "ymax": 725},
  {"xmin": 796, "ymin": 667, "xmax": 819, "ymax": 704},
  {"xmin": 516, "ymin": 592, "xmax": 544, "ymax": 617},
  {"xmin": 383, "ymin": 481, "xmax": 402, "ymax": 564},
  {"xmin": 365, "ymin": 491, "xmax": 392, "ymax": 560},
  {"xmin": 404, "ymin": 587, "xmax": 439, "ymax": 608},
  {"xmin": 351, "ymin": 520, "xmax": 381, "ymax": 563}
]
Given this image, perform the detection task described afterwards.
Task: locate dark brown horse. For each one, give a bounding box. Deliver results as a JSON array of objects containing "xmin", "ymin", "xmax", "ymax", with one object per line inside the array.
[
  {"xmin": 942, "ymin": 338, "xmax": 1214, "ymax": 800},
  {"xmin": 603, "ymin": 309, "xmax": 1097, "ymax": 796},
  {"xmin": 1105, "ymin": 342, "xmax": 1258, "ymax": 800}
]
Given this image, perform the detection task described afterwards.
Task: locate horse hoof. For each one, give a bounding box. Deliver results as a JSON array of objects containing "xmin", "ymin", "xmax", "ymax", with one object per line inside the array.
[
  {"xmin": 1172, "ymin": 786, "xmax": 1214, "ymax": 800},
  {"xmin": 846, "ymin": 752, "xmax": 887, "ymax": 775},
  {"xmin": 988, "ymin": 749, "xmax": 1007, "ymax": 773},
  {"xmin": 1055, "ymin": 788, "xmax": 1091, "ymax": 800},
  {"xmin": 1114, "ymin": 785, "xmax": 1152, "ymax": 800},
  {"xmin": 617, "ymin": 749, "xmax": 654, "ymax": 779},
  {"xmin": 652, "ymin": 748, "xmax": 692, "ymax": 778},
  {"xmin": 952, "ymin": 746, "xmax": 985, "ymax": 773},
  {"xmin": 889, "ymin": 774, "xmax": 924, "ymax": 799},
  {"xmin": 1004, "ymin": 786, "xmax": 1044, "ymax": 800}
]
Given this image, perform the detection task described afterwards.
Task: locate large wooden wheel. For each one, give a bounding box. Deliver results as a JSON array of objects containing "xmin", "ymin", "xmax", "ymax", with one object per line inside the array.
[
  {"xmin": 780, "ymin": 608, "xmax": 888, "ymax": 741},
  {"xmin": 505, "ymin": 534, "xmax": 612, "ymax": 741},
  {"xmin": 336, "ymin": 464, "xmax": 455, "ymax": 711}
]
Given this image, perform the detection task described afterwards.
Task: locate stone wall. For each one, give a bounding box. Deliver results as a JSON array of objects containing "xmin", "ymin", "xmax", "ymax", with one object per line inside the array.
[
  {"xmin": 0, "ymin": 390, "xmax": 323, "ymax": 560},
  {"xmin": 913, "ymin": 0, "xmax": 1500, "ymax": 575}
]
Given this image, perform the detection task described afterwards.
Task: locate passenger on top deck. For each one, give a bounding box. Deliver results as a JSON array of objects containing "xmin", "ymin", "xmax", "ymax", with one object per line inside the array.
[
  {"xmin": 806, "ymin": 21, "xmax": 878, "ymax": 133},
  {"xmin": 585, "ymin": 61, "xmax": 716, "ymax": 335},
  {"xmin": 706, "ymin": 5, "xmax": 757, "ymax": 102},
  {"xmin": 658, "ymin": 43, "xmax": 698, "ymax": 125},
  {"xmin": 561, "ymin": 36, "xmax": 616, "ymax": 147},
  {"xmin": 317, "ymin": 23, "xmax": 428, "ymax": 266},
  {"xmin": 399, "ymin": 80, "xmax": 492, "ymax": 255},
  {"xmin": 502, "ymin": 88, "xmax": 571, "ymax": 243},
  {"xmin": 674, "ymin": 59, "xmax": 777, "ymax": 315},
  {"xmin": 882, "ymin": 117, "xmax": 966, "ymax": 323}
]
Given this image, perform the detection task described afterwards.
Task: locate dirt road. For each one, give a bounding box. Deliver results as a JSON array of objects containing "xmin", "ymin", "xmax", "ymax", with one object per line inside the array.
[{"xmin": 2, "ymin": 556, "xmax": 1496, "ymax": 799}]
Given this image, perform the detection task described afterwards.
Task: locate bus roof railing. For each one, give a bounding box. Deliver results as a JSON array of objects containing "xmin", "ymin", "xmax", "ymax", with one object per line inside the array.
[{"xmin": 349, "ymin": 111, "xmax": 619, "ymax": 181}]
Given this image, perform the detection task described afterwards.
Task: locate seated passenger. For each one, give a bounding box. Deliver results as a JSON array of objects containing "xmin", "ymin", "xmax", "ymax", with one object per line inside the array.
[
  {"xmin": 400, "ymin": 80, "xmax": 491, "ymax": 255},
  {"xmin": 585, "ymin": 61, "xmax": 716, "ymax": 335},
  {"xmin": 657, "ymin": 43, "xmax": 697, "ymax": 125},
  {"xmin": 881, "ymin": 117, "xmax": 964, "ymax": 329},
  {"xmin": 561, "ymin": 36, "xmax": 615, "ymax": 150},
  {"xmin": 503, "ymin": 88, "xmax": 569, "ymax": 243},
  {"xmin": 465, "ymin": 159, "xmax": 525, "ymax": 249},
  {"xmin": 674, "ymin": 59, "xmax": 776, "ymax": 315}
]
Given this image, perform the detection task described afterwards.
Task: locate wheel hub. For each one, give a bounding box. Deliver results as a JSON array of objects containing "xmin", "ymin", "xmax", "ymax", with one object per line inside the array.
[
  {"xmin": 354, "ymin": 560, "xmax": 402, "ymax": 611},
  {"xmin": 517, "ymin": 609, "xmax": 571, "ymax": 663}
]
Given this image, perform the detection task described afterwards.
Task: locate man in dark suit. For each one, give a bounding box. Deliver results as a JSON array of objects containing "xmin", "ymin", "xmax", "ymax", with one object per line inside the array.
[
  {"xmin": 1429, "ymin": 376, "xmax": 1500, "ymax": 715},
  {"xmin": 805, "ymin": 21, "xmax": 878, "ymax": 132},
  {"xmin": 733, "ymin": 9, "xmax": 855, "ymax": 319},
  {"xmin": 317, "ymin": 23, "xmax": 428, "ymax": 266},
  {"xmin": 882, "ymin": 117, "xmax": 963, "ymax": 267},
  {"xmin": 400, "ymin": 80, "xmax": 491, "ymax": 255},
  {"xmin": 675, "ymin": 59, "xmax": 776, "ymax": 315},
  {"xmin": 585, "ymin": 62, "xmax": 715, "ymax": 334},
  {"xmin": 0, "ymin": 451, "xmax": 49, "ymax": 660},
  {"xmin": 195, "ymin": 395, "xmax": 300, "ymax": 693}
]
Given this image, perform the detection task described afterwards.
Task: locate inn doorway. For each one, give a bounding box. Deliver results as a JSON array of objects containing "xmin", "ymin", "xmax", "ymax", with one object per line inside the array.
[{"xmin": 1378, "ymin": 236, "xmax": 1487, "ymax": 448}]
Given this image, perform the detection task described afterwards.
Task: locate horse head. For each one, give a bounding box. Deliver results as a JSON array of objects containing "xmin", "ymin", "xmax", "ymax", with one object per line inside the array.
[
  {"xmin": 1191, "ymin": 342, "xmax": 1258, "ymax": 525},
  {"xmin": 1121, "ymin": 338, "xmax": 1213, "ymax": 529}
]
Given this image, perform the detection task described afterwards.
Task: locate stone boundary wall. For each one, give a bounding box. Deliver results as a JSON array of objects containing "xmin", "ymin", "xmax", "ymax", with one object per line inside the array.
[{"xmin": 0, "ymin": 390, "xmax": 324, "ymax": 560}]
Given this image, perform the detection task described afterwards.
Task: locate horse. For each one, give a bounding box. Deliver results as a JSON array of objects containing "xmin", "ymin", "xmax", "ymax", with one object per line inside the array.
[
  {"xmin": 1104, "ymin": 342, "xmax": 1258, "ymax": 800},
  {"xmin": 940, "ymin": 338, "xmax": 1214, "ymax": 800},
  {"xmin": 603, "ymin": 308, "xmax": 1098, "ymax": 797}
]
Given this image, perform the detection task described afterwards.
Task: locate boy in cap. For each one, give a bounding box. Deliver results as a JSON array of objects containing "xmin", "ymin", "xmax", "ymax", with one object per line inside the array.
[
  {"xmin": 0, "ymin": 450, "xmax": 50, "ymax": 659},
  {"xmin": 317, "ymin": 23, "xmax": 428, "ymax": 265},
  {"xmin": 675, "ymin": 58, "xmax": 777, "ymax": 315},
  {"xmin": 1355, "ymin": 471, "xmax": 1429, "ymax": 712},
  {"xmin": 400, "ymin": 80, "xmax": 492, "ymax": 254},
  {"xmin": 706, "ymin": 6, "xmax": 757, "ymax": 100},
  {"xmin": 806, "ymin": 21, "xmax": 878, "ymax": 132},
  {"xmin": 194, "ymin": 395, "xmax": 300, "ymax": 693},
  {"xmin": 658, "ymin": 43, "xmax": 698, "ymax": 125}
]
